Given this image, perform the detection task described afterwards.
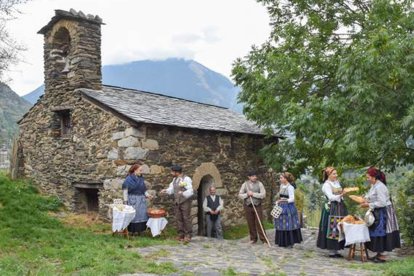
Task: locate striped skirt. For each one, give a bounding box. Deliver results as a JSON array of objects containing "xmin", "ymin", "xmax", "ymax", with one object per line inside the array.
[{"xmin": 366, "ymin": 204, "xmax": 401, "ymax": 253}]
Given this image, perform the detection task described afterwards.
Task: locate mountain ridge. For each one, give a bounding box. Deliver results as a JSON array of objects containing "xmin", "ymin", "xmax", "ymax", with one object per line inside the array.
[
  {"xmin": 0, "ymin": 83, "xmax": 32, "ymax": 146},
  {"xmin": 22, "ymin": 58, "xmax": 242, "ymax": 112}
]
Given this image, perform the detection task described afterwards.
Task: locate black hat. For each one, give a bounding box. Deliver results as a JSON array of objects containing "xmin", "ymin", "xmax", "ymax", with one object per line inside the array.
[
  {"xmin": 171, "ymin": 165, "xmax": 183, "ymax": 172},
  {"xmin": 247, "ymin": 170, "xmax": 257, "ymax": 177}
]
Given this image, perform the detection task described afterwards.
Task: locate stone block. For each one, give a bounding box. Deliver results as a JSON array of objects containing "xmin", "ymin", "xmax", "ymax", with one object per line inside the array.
[
  {"xmin": 124, "ymin": 147, "xmax": 148, "ymax": 160},
  {"xmin": 103, "ymin": 178, "xmax": 124, "ymax": 190},
  {"xmin": 141, "ymin": 139, "xmax": 159, "ymax": 150},
  {"xmin": 150, "ymin": 165, "xmax": 164, "ymax": 174},
  {"xmin": 215, "ymin": 188, "xmax": 228, "ymax": 196},
  {"xmin": 103, "ymin": 179, "xmax": 111, "ymax": 189},
  {"xmin": 111, "ymin": 131, "xmax": 125, "ymax": 140},
  {"xmin": 116, "ymin": 165, "xmax": 130, "ymax": 176},
  {"xmin": 125, "ymin": 127, "xmax": 144, "ymax": 138},
  {"xmin": 118, "ymin": 136, "xmax": 139, "ymax": 147},
  {"xmin": 190, "ymin": 207, "xmax": 198, "ymax": 216},
  {"xmin": 107, "ymin": 148, "xmax": 118, "ymax": 160},
  {"xmin": 140, "ymin": 164, "xmax": 150, "ymax": 174}
]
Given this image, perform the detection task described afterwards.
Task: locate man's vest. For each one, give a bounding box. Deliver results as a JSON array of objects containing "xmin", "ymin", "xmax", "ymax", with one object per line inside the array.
[
  {"xmin": 206, "ymin": 195, "xmax": 221, "ymax": 213},
  {"xmin": 243, "ymin": 181, "xmax": 263, "ymax": 206},
  {"xmin": 173, "ymin": 176, "xmax": 190, "ymax": 204},
  {"xmin": 206, "ymin": 195, "xmax": 221, "ymax": 221}
]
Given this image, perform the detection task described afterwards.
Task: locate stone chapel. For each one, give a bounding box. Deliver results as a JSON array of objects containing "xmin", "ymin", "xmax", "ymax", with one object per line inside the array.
[{"xmin": 11, "ymin": 9, "xmax": 279, "ymax": 234}]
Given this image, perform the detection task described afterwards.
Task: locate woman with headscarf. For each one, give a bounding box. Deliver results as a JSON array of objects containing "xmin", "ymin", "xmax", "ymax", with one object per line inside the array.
[
  {"xmin": 360, "ymin": 167, "xmax": 400, "ymax": 262},
  {"xmin": 122, "ymin": 163, "xmax": 152, "ymax": 236},
  {"xmin": 316, "ymin": 167, "xmax": 348, "ymax": 257},
  {"xmin": 274, "ymin": 172, "xmax": 303, "ymax": 247}
]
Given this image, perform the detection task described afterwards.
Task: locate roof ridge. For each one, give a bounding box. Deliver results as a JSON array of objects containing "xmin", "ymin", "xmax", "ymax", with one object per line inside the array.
[{"xmin": 101, "ymin": 84, "xmax": 231, "ymax": 110}]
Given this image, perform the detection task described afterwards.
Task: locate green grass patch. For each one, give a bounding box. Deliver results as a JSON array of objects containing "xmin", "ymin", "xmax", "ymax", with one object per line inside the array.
[
  {"xmin": 347, "ymin": 256, "xmax": 414, "ymax": 276},
  {"xmin": 0, "ymin": 173, "xmax": 177, "ymax": 275},
  {"xmin": 224, "ymin": 221, "xmax": 274, "ymax": 240}
]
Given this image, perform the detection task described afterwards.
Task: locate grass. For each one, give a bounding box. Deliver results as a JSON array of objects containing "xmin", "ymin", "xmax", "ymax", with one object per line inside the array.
[
  {"xmin": 224, "ymin": 221, "xmax": 274, "ymax": 240},
  {"xmin": 0, "ymin": 173, "xmax": 177, "ymax": 275},
  {"xmin": 347, "ymin": 256, "xmax": 414, "ymax": 276}
]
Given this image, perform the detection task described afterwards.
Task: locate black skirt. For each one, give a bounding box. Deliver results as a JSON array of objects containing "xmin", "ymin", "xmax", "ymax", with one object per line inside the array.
[
  {"xmin": 128, "ymin": 222, "xmax": 147, "ymax": 234},
  {"xmin": 275, "ymin": 229, "xmax": 303, "ymax": 247},
  {"xmin": 316, "ymin": 201, "xmax": 348, "ymax": 250}
]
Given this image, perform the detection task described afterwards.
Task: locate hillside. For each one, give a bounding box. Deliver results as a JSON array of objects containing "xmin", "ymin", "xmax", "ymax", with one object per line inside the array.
[
  {"xmin": 22, "ymin": 58, "xmax": 242, "ymax": 112},
  {"xmin": 0, "ymin": 83, "xmax": 32, "ymax": 145}
]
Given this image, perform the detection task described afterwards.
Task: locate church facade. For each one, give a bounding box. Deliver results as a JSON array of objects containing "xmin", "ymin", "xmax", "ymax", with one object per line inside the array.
[{"xmin": 11, "ymin": 9, "xmax": 279, "ymax": 234}]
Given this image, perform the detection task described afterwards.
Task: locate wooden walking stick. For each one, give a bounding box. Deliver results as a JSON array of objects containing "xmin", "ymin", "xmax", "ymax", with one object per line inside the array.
[{"xmin": 250, "ymin": 196, "xmax": 271, "ymax": 247}]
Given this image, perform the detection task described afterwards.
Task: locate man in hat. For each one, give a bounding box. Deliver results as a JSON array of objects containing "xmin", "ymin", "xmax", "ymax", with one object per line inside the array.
[
  {"xmin": 203, "ymin": 186, "xmax": 224, "ymax": 239},
  {"xmin": 238, "ymin": 170, "xmax": 267, "ymax": 244},
  {"xmin": 160, "ymin": 165, "xmax": 194, "ymax": 242}
]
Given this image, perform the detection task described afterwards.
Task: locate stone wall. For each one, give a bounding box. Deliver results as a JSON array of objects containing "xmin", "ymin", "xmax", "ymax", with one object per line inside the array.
[{"xmin": 16, "ymin": 93, "xmax": 273, "ymax": 231}]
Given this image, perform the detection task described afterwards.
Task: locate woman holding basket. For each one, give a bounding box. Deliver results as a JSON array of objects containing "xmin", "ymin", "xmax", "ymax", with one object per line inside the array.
[
  {"xmin": 273, "ymin": 172, "xmax": 302, "ymax": 247},
  {"xmin": 316, "ymin": 167, "xmax": 348, "ymax": 257}
]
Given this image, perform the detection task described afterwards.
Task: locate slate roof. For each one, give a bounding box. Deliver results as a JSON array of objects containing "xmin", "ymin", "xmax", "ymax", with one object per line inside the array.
[
  {"xmin": 38, "ymin": 9, "xmax": 104, "ymax": 34},
  {"xmin": 80, "ymin": 85, "xmax": 267, "ymax": 136}
]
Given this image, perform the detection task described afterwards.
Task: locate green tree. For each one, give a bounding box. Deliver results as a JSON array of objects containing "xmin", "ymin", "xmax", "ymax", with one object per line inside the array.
[
  {"xmin": 232, "ymin": 0, "xmax": 414, "ymax": 174},
  {"xmin": 0, "ymin": 0, "xmax": 28, "ymax": 80}
]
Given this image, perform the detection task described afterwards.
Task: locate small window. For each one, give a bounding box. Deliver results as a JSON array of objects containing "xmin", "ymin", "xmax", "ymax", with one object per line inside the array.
[{"xmin": 52, "ymin": 109, "xmax": 71, "ymax": 137}]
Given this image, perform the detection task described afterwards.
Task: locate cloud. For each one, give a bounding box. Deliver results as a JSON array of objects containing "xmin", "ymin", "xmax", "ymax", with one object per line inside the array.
[
  {"xmin": 201, "ymin": 26, "xmax": 220, "ymax": 43},
  {"xmin": 103, "ymin": 47, "xmax": 195, "ymax": 66},
  {"xmin": 171, "ymin": 26, "xmax": 220, "ymax": 45},
  {"xmin": 171, "ymin": 33, "xmax": 202, "ymax": 44}
]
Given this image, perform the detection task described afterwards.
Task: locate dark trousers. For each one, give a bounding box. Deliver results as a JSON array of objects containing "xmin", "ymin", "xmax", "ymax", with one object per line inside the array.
[
  {"xmin": 175, "ymin": 200, "xmax": 192, "ymax": 238},
  {"xmin": 244, "ymin": 204, "xmax": 266, "ymax": 242}
]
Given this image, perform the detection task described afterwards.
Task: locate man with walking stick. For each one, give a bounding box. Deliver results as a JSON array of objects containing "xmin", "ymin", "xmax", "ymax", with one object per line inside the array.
[{"xmin": 238, "ymin": 170, "xmax": 270, "ymax": 245}]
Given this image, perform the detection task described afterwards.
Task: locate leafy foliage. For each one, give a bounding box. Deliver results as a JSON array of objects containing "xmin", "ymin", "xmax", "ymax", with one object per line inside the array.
[
  {"xmin": 396, "ymin": 169, "xmax": 414, "ymax": 245},
  {"xmin": 0, "ymin": 0, "xmax": 28, "ymax": 81},
  {"xmin": 232, "ymin": 0, "xmax": 414, "ymax": 174}
]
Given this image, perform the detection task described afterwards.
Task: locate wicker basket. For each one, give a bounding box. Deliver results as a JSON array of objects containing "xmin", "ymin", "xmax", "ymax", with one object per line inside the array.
[{"xmin": 147, "ymin": 208, "xmax": 166, "ymax": 218}]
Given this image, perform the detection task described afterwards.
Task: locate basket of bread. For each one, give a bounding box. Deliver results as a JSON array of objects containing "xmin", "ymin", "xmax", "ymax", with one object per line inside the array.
[
  {"xmin": 343, "ymin": 186, "xmax": 359, "ymax": 193},
  {"xmin": 147, "ymin": 208, "xmax": 166, "ymax": 218},
  {"xmin": 342, "ymin": 215, "xmax": 365, "ymax": 225}
]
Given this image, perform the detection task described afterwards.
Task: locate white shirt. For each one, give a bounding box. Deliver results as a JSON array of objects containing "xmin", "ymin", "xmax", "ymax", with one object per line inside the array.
[
  {"xmin": 279, "ymin": 183, "xmax": 295, "ymax": 203},
  {"xmin": 322, "ymin": 180, "xmax": 343, "ymax": 202},
  {"xmin": 165, "ymin": 175, "xmax": 194, "ymax": 198},
  {"xmin": 365, "ymin": 180, "xmax": 391, "ymax": 209},
  {"xmin": 202, "ymin": 195, "xmax": 224, "ymax": 212}
]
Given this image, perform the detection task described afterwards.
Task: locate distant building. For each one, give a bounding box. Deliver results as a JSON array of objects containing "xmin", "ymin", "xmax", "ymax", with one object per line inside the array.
[
  {"xmin": 11, "ymin": 9, "xmax": 279, "ymax": 234},
  {"xmin": 0, "ymin": 145, "xmax": 10, "ymax": 169}
]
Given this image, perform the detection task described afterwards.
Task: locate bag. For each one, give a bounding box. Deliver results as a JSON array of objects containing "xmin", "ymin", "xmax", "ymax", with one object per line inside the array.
[
  {"xmin": 326, "ymin": 215, "xmax": 342, "ymax": 240},
  {"xmin": 364, "ymin": 208, "xmax": 375, "ymax": 227},
  {"xmin": 271, "ymin": 204, "xmax": 283, "ymax": 219}
]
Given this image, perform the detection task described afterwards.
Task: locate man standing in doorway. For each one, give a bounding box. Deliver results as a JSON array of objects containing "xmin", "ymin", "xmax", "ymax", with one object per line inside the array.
[
  {"xmin": 203, "ymin": 186, "xmax": 224, "ymax": 239},
  {"xmin": 160, "ymin": 165, "xmax": 193, "ymax": 242},
  {"xmin": 238, "ymin": 170, "xmax": 267, "ymax": 244}
]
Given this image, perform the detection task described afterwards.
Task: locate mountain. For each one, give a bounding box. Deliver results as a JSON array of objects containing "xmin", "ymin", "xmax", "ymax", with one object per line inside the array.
[
  {"xmin": 0, "ymin": 83, "xmax": 32, "ymax": 146},
  {"xmin": 22, "ymin": 58, "xmax": 242, "ymax": 112}
]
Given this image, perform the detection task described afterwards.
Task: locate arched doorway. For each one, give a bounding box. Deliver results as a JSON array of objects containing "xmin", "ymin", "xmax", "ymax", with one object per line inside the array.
[
  {"xmin": 197, "ymin": 175, "xmax": 214, "ymax": 236},
  {"xmin": 192, "ymin": 162, "xmax": 223, "ymax": 236}
]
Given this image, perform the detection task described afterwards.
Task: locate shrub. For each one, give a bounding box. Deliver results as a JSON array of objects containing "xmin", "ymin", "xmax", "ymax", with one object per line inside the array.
[{"xmin": 396, "ymin": 169, "xmax": 414, "ymax": 245}]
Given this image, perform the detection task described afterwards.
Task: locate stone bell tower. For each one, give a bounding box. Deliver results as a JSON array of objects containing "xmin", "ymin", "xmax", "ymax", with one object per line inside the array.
[{"xmin": 38, "ymin": 9, "xmax": 104, "ymax": 97}]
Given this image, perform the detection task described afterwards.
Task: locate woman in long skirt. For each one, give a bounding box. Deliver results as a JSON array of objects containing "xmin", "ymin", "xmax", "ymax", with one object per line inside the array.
[
  {"xmin": 274, "ymin": 172, "xmax": 303, "ymax": 247},
  {"xmin": 361, "ymin": 167, "xmax": 400, "ymax": 263},
  {"xmin": 122, "ymin": 163, "xmax": 152, "ymax": 235},
  {"xmin": 316, "ymin": 167, "xmax": 348, "ymax": 257}
]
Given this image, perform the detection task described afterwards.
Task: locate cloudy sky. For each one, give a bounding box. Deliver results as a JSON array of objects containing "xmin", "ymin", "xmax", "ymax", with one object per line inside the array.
[{"xmin": 6, "ymin": 0, "xmax": 271, "ymax": 96}]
